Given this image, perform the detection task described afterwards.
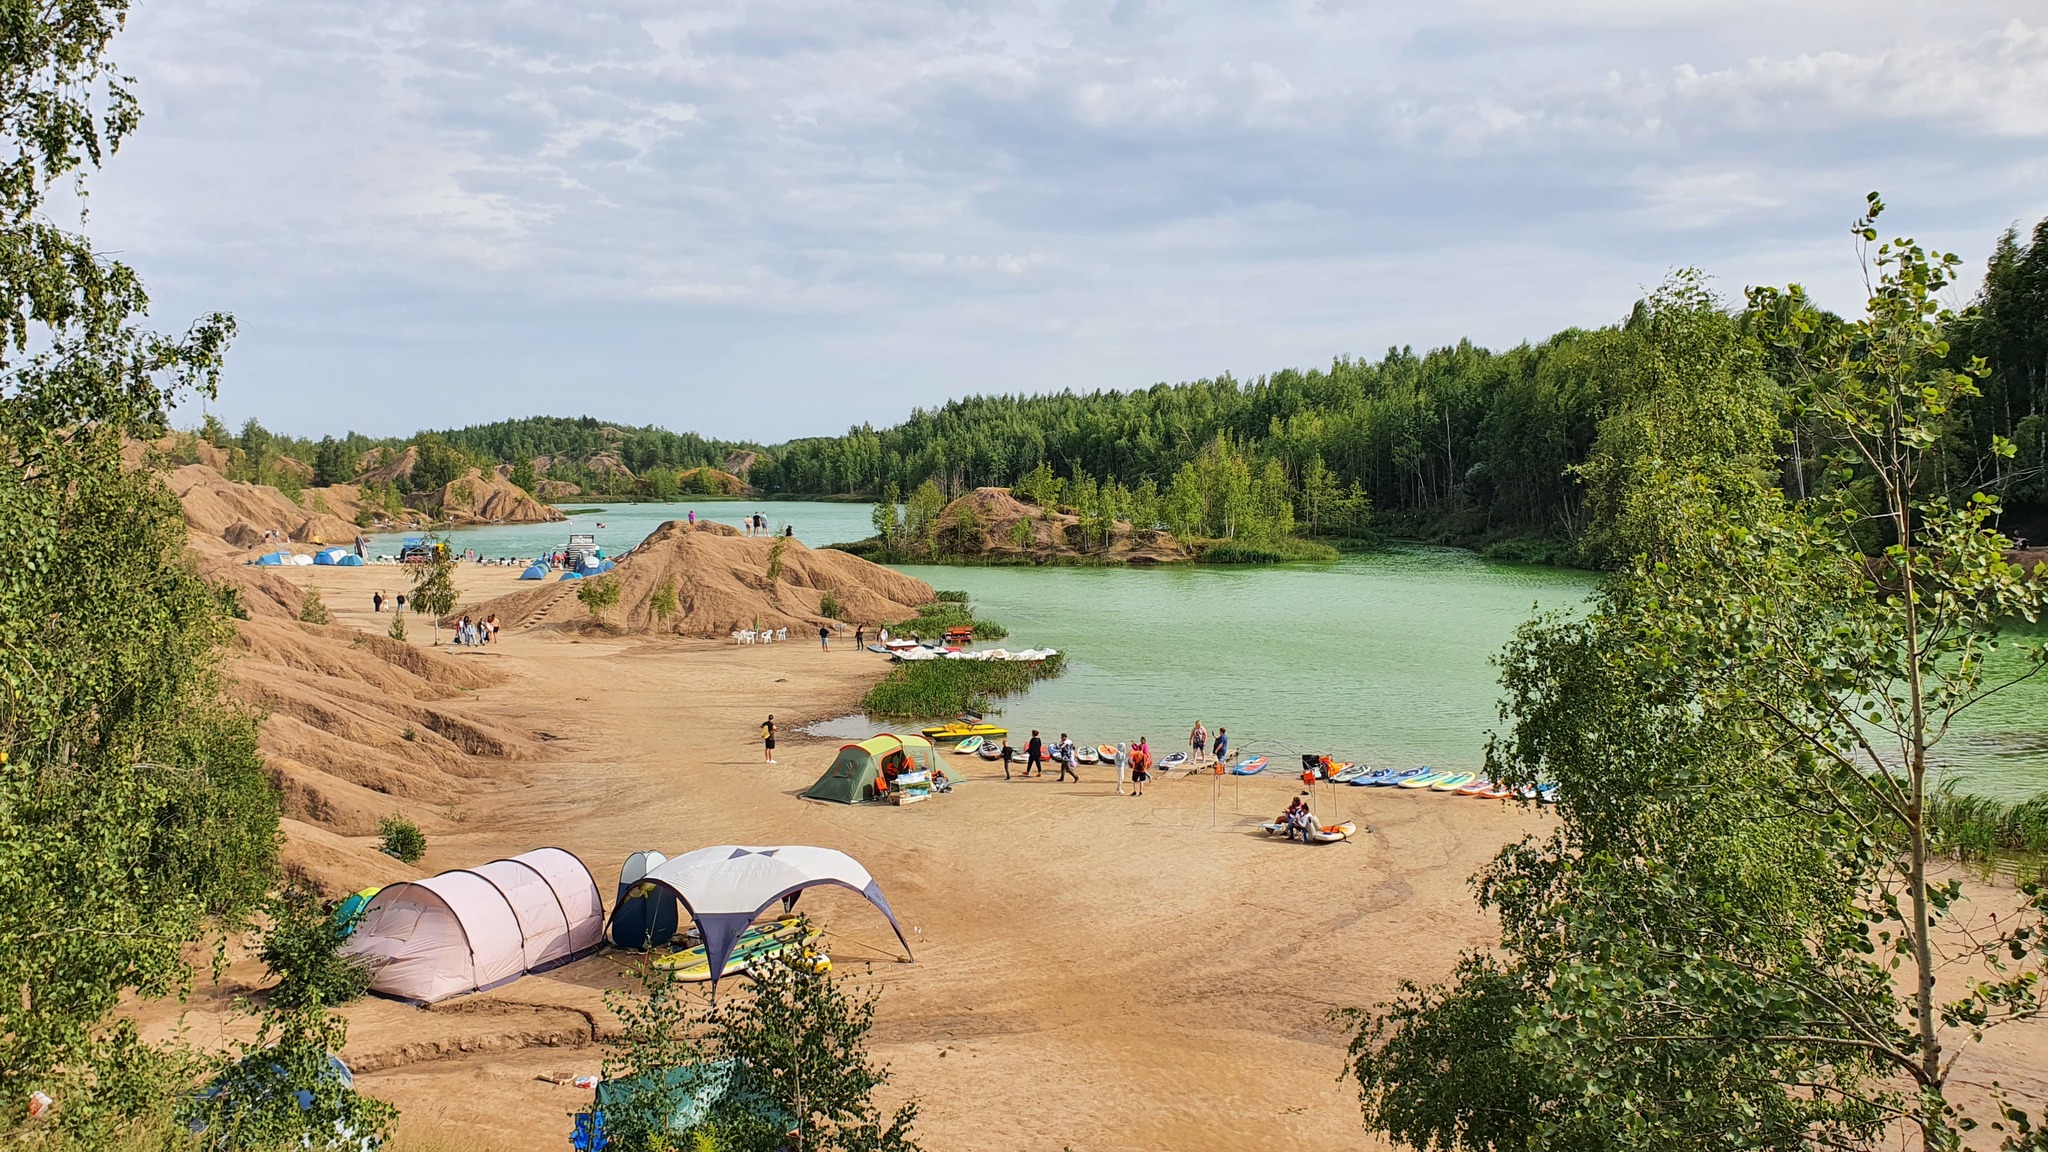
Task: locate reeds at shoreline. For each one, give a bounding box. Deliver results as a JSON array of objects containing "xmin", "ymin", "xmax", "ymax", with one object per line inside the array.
[{"xmin": 862, "ymin": 653, "xmax": 1066, "ymax": 719}]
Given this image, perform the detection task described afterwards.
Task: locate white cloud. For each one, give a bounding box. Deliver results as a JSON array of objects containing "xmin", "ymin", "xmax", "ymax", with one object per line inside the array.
[{"xmin": 80, "ymin": 1, "xmax": 2048, "ymax": 438}]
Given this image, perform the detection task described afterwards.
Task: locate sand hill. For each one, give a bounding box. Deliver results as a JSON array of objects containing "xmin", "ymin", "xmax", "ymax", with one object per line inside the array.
[
  {"xmin": 416, "ymin": 467, "xmax": 564, "ymax": 525},
  {"xmin": 925, "ymin": 486, "xmax": 1191, "ymax": 564},
  {"xmin": 169, "ymin": 463, "xmax": 367, "ymax": 549},
  {"xmin": 468, "ymin": 519, "xmax": 936, "ymax": 637}
]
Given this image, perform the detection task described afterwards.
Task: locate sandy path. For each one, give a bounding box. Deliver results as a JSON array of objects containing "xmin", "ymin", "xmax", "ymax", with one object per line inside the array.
[{"xmin": 184, "ymin": 561, "xmax": 2048, "ymax": 1150}]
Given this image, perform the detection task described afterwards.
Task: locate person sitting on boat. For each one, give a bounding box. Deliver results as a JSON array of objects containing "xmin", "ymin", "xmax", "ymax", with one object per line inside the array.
[{"xmin": 1277, "ymin": 797, "xmax": 1307, "ymax": 838}]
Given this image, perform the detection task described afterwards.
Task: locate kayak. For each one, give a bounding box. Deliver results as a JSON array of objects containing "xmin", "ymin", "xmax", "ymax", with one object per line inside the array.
[
  {"xmin": 1454, "ymin": 777, "xmax": 1493, "ymax": 796},
  {"xmin": 1398, "ymin": 770, "xmax": 1447, "ymax": 789},
  {"xmin": 955, "ymin": 736, "xmax": 984, "ymax": 755},
  {"xmin": 977, "ymin": 744, "xmax": 1003, "ymax": 761},
  {"xmin": 1230, "ymin": 755, "xmax": 1268, "ymax": 775},
  {"xmin": 654, "ymin": 916, "xmax": 813, "ymax": 979},
  {"xmin": 1431, "ymin": 772, "xmax": 1479, "ymax": 792},
  {"xmin": 1158, "ymin": 751, "xmax": 1188, "ymax": 771},
  {"xmin": 1097, "ymin": 744, "xmax": 1118, "ymax": 760},
  {"xmin": 920, "ymin": 721, "xmax": 1008, "ymax": 744},
  {"xmin": 1329, "ymin": 763, "xmax": 1372, "ymax": 784}
]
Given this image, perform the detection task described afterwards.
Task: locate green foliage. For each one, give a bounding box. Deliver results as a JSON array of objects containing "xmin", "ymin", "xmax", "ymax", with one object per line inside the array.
[
  {"xmin": 577, "ymin": 573, "xmax": 623, "ymax": 624},
  {"xmin": 1191, "ymin": 537, "xmax": 1339, "ymax": 564},
  {"xmin": 408, "ymin": 538, "xmax": 458, "ymax": 642},
  {"xmin": 386, "ymin": 613, "xmax": 407, "ymax": 642},
  {"xmin": 508, "ymin": 456, "xmax": 538, "ymax": 494},
  {"xmin": 185, "ymin": 1001, "xmax": 395, "ymax": 1152},
  {"xmin": 378, "ymin": 816, "xmax": 426, "ymax": 865},
  {"xmin": 902, "ymin": 480, "xmax": 945, "ymax": 554},
  {"xmin": 818, "ymin": 591, "xmax": 842, "ymax": 620},
  {"xmin": 406, "ymin": 433, "xmax": 466, "ymax": 493},
  {"xmin": 296, "ymin": 586, "xmax": 330, "ymax": 625},
  {"xmin": 886, "ymin": 600, "xmax": 1006, "ymax": 641},
  {"xmin": 257, "ymin": 888, "xmax": 370, "ymax": 1011},
  {"xmin": 601, "ymin": 937, "xmax": 920, "ymax": 1152},
  {"xmin": 766, "ymin": 537, "xmax": 788, "ymax": 584},
  {"xmin": 1344, "ymin": 196, "xmax": 2048, "ymax": 1152},
  {"xmin": 0, "ymin": 4, "xmax": 279, "ymax": 1130},
  {"xmin": 933, "ymin": 590, "xmax": 969, "ymax": 603},
  {"xmin": 650, "ymin": 577, "xmax": 679, "ymax": 623},
  {"xmin": 705, "ymin": 944, "xmax": 920, "ymax": 1152},
  {"xmin": 1925, "ymin": 786, "xmax": 2048, "ymax": 865},
  {"xmin": 861, "ymin": 653, "xmax": 1062, "ymax": 719},
  {"xmin": 311, "ymin": 436, "xmax": 352, "ymax": 486},
  {"xmin": 1011, "ymin": 461, "xmax": 1062, "ymax": 508}
]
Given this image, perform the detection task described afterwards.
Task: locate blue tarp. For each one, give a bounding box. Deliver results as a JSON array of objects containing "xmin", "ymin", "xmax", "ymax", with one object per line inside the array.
[{"xmin": 521, "ymin": 563, "xmax": 549, "ymax": 580}]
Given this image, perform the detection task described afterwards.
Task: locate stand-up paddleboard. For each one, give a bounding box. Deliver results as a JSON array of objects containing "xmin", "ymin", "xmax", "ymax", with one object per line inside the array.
[
  {"xmin": 1076, "ymin": 745, "xmax": 1100, "ymax": 764},
  {"xmin": 655, "ymin": 917, "xmax": 814, "ymax": 979},
  {"xmin": 1481, "ymin": 780, "xmax": 1514, "ymax": 799},
  {"xmin": 1350, "ymin": 767, "xmax": 1398, "ymax": 786},
  {"xmin": 1454, "ymin": 776, "xmax": 1493, "ymax": 796},
  {"xmin": 1158, "ymin": 751, "xmax": 1188, "ymax": 771},
  {"xmin": 1329, "ymin": 763, "xmax": 1371, "ymax": 784},
  {"xmin": 1430, "ymin": 772, "xmax": 1479, "ymax": 792},
  {"xmin": 955, "ymin": 736, "xmax": 984, "ymax": 755},
  {"xmin": 1230, "ymin": 755, "xmax": 1269, "ymax": 775},
  {"xmin": 1398, "ymin": 769, "xmax": 1447, "ymax": 789},
  {"xmin": 1309, "ymin": 820, "xmax": 1357, "ymax": 843}
]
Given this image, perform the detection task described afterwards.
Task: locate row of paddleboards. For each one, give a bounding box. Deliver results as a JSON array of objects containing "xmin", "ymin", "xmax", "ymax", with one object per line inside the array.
[
  {"xmin": 1339, "ymin": 765, "xmax": 1558, "ymax": 801},
  {"xmin": 958, "ymin": 736, "xmax": 1192, "ymax": 771}
]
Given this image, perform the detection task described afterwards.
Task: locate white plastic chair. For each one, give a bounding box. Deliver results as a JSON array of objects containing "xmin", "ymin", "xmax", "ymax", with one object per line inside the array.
[
  {"xmin": 776, "ymin": 628, "xmax": 788, "ymax": 642},
  {"xmin": 731, "ymin": 631, "xmax": 743, "ymax": 646}
]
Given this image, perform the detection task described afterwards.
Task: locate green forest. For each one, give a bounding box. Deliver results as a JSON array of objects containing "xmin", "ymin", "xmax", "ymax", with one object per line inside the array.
[{"xmin": 227, "ymin": 213, "xmax": 2048, "ymax": 565}]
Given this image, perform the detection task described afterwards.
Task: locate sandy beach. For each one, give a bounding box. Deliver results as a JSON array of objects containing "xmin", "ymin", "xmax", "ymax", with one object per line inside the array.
[{"xmin": 142, "ymin": 560, "xmax": 2048, "ymax": 1151}]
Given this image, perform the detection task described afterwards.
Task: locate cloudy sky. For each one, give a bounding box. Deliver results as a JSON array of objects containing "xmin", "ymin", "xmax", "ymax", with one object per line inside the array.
[{"xmin": 91, "ymin": 1, "xmax": 2048, "ymax": 441}]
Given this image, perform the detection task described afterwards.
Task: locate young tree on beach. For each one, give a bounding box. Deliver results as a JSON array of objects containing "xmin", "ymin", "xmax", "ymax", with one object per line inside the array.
[
  {"xmin": 1345, "ymin": 199, "xmax": 2048, "ymax": 1152},
  {"xmin": 409, "ymin": 539, "xmax": 459, "ymax": 643}
]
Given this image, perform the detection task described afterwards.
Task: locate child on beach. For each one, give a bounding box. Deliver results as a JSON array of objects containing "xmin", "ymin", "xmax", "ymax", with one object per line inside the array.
[
  {"xmin": 762, "ymin": 715, "xmax": 776, "ymax": 764},
  {"xmin": 1000, "ymin": 738, "xmax": 1015, "ymax": 781}
]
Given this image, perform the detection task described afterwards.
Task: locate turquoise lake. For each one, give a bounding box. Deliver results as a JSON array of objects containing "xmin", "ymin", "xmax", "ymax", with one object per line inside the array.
[{"xmin": 420, "ymin": 501, "xmax": 2048, "ymax": 799}]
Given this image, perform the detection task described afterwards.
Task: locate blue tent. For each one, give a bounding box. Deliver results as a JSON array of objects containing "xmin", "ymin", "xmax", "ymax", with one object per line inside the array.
[
  {"xmin": 520, "ymin": 562, "xmax": 549, "ymax": 580},
  {"xmin": 255, "ymin": 551, "xmax": 292, "ymax": 566},
  {"xmin": 336, "ymin": 554, "xmax": 366, "ymax": 567},
  {"xmin": 560, "ymin": 570, "xmax": 584, "ymax": 580},
  {"xmin": 313, "ymin": 548, "xmax": 349, "ymax": 565}
]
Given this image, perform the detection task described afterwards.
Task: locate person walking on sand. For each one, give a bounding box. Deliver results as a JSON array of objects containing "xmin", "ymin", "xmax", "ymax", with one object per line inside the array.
[
  {"xmin": 373, "ymin": 590, "xmax": 384, "ymax": 614},
  {"xmin": 1026, "ymin": 730, "xmax": 1044, "ymax": 777},
  {"xmin": 1000, "ymin": 737, "xmax": 1015, "ymax": 780},
  {"xmin": 818, "ymin": 625, "xmax": 830, "ymax": 651},
  {"xmin": 1056, "ymin": 733, "xmax": 1079, "ymax": 782},
  {"xmin": 1190, "ymin": 720, "xmax": 1207, "ymax": 762},
  {"xmin": 761, "ymin": 715, "xmax": 777, "ymax": 764},
  {"xmin": 1115, "ymin": 742, "xmax": 1130, "ymax": 794}
]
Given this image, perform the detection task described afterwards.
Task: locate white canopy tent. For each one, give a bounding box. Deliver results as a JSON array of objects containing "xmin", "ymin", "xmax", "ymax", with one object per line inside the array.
[{"xmin": 614, "ymin": 845, "xmax": 912, "ymax": 986}]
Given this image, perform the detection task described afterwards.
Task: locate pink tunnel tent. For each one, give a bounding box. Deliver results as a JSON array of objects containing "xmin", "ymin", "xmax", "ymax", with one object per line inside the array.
[{"xmin": 343, "ymin": 847, "xmax": 605, "ymax": 1004}]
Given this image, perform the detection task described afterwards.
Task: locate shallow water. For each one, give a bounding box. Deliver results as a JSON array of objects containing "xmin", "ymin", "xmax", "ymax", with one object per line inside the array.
[{"xmin": 429, "ymin": 501, "xmax": 2048, "ymax": 799}]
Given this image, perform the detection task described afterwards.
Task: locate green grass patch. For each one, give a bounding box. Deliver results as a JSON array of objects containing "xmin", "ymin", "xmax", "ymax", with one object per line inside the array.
[
  {"xmin": 888, "ymin": 600, "xmax": 1008, "ymax": 640},
  {"xmin": 862, "ymin": 653, "xmax": 1066, "ymax": 718},
  {"xmin": 1927, "ymin": 785, "xmax": 2048, "ymax": 865},
  {"xmin": 1193, "ymin": 537, "xmax": 1341, "ymax": 564}
]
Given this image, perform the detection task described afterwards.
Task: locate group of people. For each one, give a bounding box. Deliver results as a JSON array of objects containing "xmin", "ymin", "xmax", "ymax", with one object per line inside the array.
[
  {"xmin": 739, "ymin": 513, "xmax": 793, "ymax": 538},
  {"xmin": 998, "ymin": 731, "xmax": 1164, "ymax": 795},
  {"xmin": 1187, "ymin": 720, "xmax": 1228, "ymax": 764},
  {"xmin": 1277, "ymin": 795, "xmax": 1320, "ymax": 843},
  {"xmin": 453, "ymin": 613, "xmax": 499, "ymax": 646}
]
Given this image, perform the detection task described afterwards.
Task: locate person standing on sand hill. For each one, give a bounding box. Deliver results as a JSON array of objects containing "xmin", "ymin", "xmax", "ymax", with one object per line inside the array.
[
  {"xmin": 687, "ymin": 510, "xmax": 695, "ymax": 525},
  {"xmin": 762, "ymin": 715, "xmax": 776, "ymax": 764},
  {"xmin": 1026, "ymin": 730, "xmax": 1043, "ymax": 777}
]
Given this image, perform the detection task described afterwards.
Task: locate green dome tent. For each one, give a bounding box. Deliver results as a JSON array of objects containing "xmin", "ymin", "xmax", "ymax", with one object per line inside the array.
[{"xmin": 804, "ymin": 733, "xmax": 937, "ymax": 804}]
